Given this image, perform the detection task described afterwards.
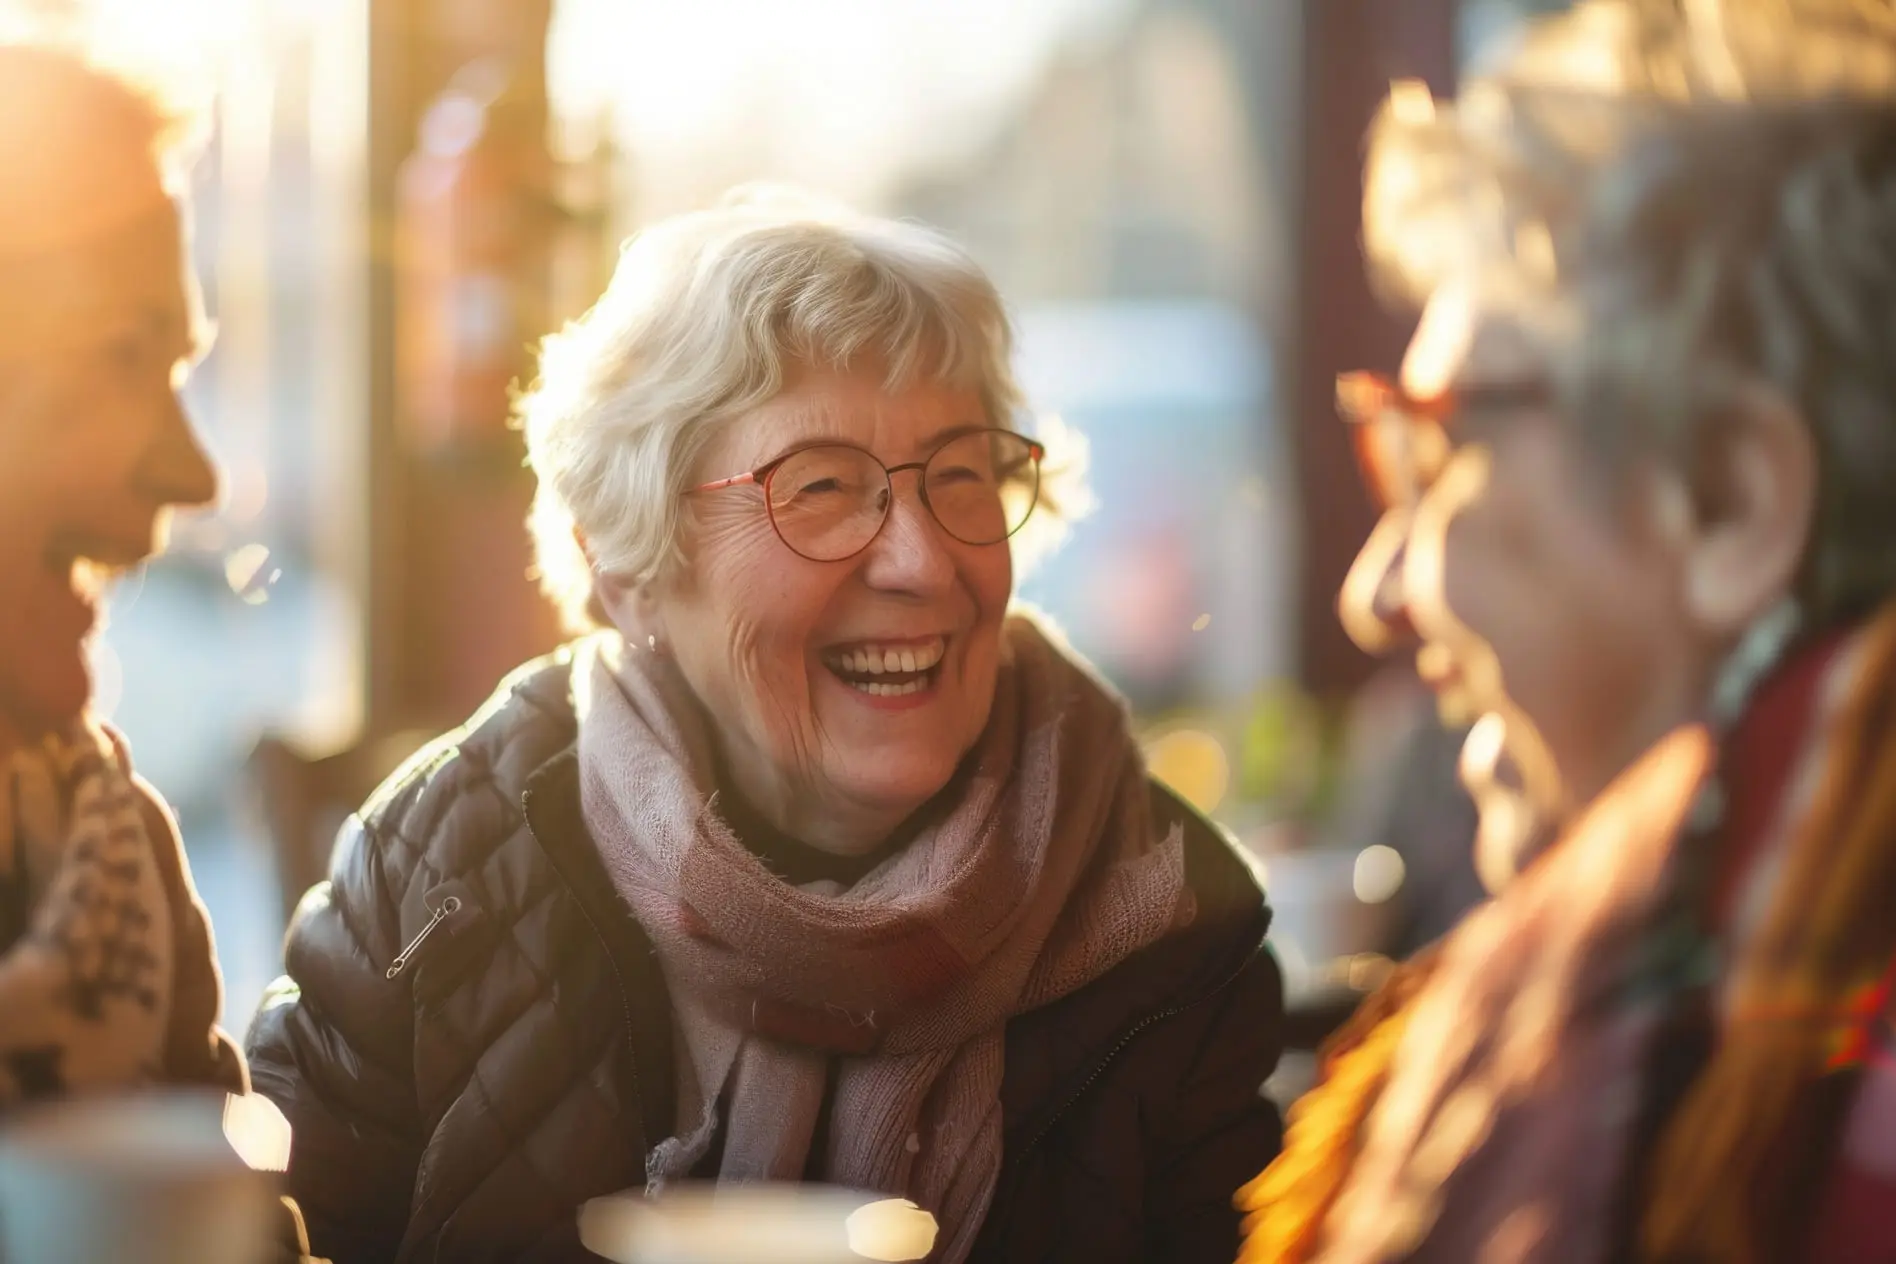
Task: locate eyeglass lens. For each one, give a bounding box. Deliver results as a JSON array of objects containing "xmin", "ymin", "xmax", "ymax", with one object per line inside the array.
[{"xmin": 764, "ymin": 430, "xmax": 1040, "ymax": 562}]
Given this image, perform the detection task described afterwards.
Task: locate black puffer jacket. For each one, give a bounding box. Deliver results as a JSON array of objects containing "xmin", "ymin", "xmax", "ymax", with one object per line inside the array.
[{"xmin": 247, "ymin": 648, "xmax": 1284, "ymax": 1263}]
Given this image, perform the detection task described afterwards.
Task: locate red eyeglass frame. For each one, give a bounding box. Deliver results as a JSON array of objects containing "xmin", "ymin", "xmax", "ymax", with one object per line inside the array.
[
  {"xmin": 688, "ymin": 428, "xmax": 1047, "ymax": 561},
  {"xmin": 1335, "ymin": 369, "xmax": 1551, "ymax": 511}
]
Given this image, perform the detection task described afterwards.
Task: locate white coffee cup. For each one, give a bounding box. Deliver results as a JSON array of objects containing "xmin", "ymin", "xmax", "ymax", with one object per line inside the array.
[
  {"xmin": 0, "ymin": 1089, "xmax": 277, "ymax": 1264},
  {"xmin": 579, "ymin": 1183, "xmax": 937, "ymax": 1264}
]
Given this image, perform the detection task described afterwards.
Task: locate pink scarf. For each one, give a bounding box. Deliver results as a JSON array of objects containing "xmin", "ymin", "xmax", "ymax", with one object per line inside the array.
[{"xmin": 576, "ymin": 616, "xmax": 1191, "ymax": 1262}]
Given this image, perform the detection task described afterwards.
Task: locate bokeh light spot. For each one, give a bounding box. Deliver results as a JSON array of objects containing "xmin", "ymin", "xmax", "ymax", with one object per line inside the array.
[
  {"xmin": 1353, "ymin": 844, "xmax": 1406, "ymax": 904},
  {"xmin": 1146, "ymin": 728, "xmax": 1231, "ymax": 816}
]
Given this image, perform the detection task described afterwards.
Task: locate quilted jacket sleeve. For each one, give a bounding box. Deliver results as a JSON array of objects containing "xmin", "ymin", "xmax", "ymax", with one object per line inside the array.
[
  {"xmin": 246, "ymin": 810, "xmax": 422, "ymax": 1264},
  {"xmin": 1143, "ymin": 940, "xmax": 1286, "ymax": 1262}
]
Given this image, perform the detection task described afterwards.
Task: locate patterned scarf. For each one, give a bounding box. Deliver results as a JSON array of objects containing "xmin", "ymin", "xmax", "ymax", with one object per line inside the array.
[
  {"xmin": 576, "ymin": 617, "xmax": 1191, "ymax": 1264},
  {"xmin": 0, "ymin": 718, "xmax": 173, "ymax": 1104}
]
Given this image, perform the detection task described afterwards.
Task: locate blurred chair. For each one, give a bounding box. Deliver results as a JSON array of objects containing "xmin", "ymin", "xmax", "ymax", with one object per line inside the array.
[{"xmin": 245, "ymin": 731, "xmax": 431, "ymax": 928}]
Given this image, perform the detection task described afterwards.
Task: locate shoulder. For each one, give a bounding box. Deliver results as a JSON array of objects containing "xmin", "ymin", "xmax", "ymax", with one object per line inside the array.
[
  {"xmin": 353, "ymin": 644, "xmax": 587, "ymax": 882},
  {"xmin": 1147, "ymin": 778, "xmax": 1272, "ymax": 943},
  {"xmin": 1054, "ymin": 778, "xmax": 1278, "ymax": 1027},
  {"xmin": 1114, "ymin": 778, "xmax": 1282, "ymax": 1039}
]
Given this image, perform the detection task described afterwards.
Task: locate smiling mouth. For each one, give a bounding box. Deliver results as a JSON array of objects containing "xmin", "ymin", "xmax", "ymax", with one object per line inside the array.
[
  {"xmin": 1417, "ymin": 641, "xmax": 1485, "ymax": 725},
  {"xmin": 820, "ymin": 636, "xmax": 946, "ymax": 698},
  {"xmin": 45, "ymin": 533, "xmax": 148, "ymax": 583}
]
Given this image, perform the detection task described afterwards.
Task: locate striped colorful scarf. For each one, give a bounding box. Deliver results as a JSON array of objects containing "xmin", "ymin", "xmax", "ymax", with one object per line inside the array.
[{"xmin": 1237, "ymin": 601, "xmax": 1896, "ymax": 1262}]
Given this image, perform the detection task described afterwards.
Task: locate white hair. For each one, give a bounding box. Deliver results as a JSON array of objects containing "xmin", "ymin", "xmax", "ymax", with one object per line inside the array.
[{"xmin": 519, "ymin": 185, "xmax": 1086, "ymax": 632}]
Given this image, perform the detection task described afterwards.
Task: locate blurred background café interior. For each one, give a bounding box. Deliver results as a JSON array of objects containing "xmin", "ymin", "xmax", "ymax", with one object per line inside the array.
[{"xmin": 9, "ymin": 0, "xmax": 1574, "ymax": 1086}]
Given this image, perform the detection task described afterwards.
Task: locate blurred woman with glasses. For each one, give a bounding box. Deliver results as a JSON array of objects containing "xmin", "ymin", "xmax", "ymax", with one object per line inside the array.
[
  {"xmin": 1237, "ymin": 2, "xmax": 1896, "ymax": 1261},
  {"xmin": 247, "ymin": 186, "xmax": 1284, "ymax": 1264}
]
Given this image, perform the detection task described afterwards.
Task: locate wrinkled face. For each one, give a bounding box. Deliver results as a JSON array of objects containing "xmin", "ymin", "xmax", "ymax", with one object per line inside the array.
[
  {"xmin": 0, "ymin": 205, "xmax": 217, "ymax": 747},
  {"xmin": 649, "ymin": 365, "xmax": 1015, "ymax": 851},
  {"xmin": 1341, "ymin": 294, "xmax": 1709, "ymax": 872}
]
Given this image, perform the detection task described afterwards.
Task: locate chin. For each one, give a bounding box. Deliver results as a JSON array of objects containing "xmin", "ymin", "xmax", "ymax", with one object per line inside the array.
[
  {"xmin": 4, "ymin": 670, "xmax": 90, "ymax": 744},
  {"xmin": 838, "ymin": 756, "xmax": 959, "ymax": 816}
]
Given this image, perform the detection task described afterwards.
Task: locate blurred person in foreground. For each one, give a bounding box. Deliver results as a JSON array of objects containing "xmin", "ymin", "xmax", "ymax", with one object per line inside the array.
[
  {"xmin": 0, "ymin": 43, "xmax": 243, "ymax": 1110},
  {"xmin": 247, "ymin": 188, "xmax": 1285, "ymax": 1264},
  {"xmin": 1237, "ymin": 1, "xmax": 1896, "ymax": 1260}
]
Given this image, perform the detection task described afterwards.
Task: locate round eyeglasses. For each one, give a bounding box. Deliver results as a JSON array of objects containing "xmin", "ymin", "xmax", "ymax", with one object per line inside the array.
[{"xmin": 691, "ymin": 428, "xmax": 1045, "ymax": 563}]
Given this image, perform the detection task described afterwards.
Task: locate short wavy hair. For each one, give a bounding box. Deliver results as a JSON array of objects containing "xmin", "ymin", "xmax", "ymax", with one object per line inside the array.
[
  {"xmin": 519, "ymin": 186, "xmax": 1087, "ymax": 633},
  {"xmin": 1364, "ymin": 0, "xmax": 1896, "ymax": 626}
]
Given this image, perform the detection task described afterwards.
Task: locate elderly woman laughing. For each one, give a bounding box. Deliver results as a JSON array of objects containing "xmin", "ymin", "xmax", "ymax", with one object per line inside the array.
[{"xmin": 247, "ymin": 189, "xmax": 1284, "ymax": 1264}]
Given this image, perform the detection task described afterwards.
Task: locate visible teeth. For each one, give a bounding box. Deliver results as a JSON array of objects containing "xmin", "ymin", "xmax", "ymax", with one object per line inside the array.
[
  {"xmin": 849, "ymin": 678, "xmax": 928, "ymax": 697},
  {"xmin": 824, "ymin": 637, "xmax": 946, "ymax": 676}
]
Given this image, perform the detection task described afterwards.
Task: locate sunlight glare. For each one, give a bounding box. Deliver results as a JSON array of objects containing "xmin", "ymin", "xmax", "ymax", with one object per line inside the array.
[
  {"xmin": 1401, "ymin": 277, "xmax": 1476, "ymax": 400},
  {"xmin": 846, "ymin": 1200, "xmax": 937, "ymax": 1262},
  {"xmin": 1146, "ymin": 728, "xmax": 1231, "ymax": 816},
  {"xmin": 1352, "ymin": 845, "xmax": 1406, "ymax": 905},
  {"xmin": 222, "ymin": 1091, "xmax": 292, "ymax": 1172}
]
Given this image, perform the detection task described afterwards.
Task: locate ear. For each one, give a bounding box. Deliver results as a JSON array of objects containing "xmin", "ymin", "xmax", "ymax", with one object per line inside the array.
[
  {"xmin": 1676, "ymin": 383, "xmax": 1817, "ymax": 640},
  {"xmin": 576, "ymin": 527, "xmax": 668, "ymax": 644}
]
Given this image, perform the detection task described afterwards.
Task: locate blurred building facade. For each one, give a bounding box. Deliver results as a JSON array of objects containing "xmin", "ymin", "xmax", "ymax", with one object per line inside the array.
[{"xmin": 890, "ymin": 0, "xmax": 1299, "ymax": 719}]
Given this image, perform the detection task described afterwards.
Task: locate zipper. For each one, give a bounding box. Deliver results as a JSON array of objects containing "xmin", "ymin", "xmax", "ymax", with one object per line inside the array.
[
  {"xmin": 988, "ymin": 947, "xmax": 1261, "ymax": 1240},
  {"xmin": 385, "ymin": 895, "xmax": 462, "ymax": 980},
  {"xmin": 521, "ymin": 788, "xmax": 644, "ymax": 1138}
]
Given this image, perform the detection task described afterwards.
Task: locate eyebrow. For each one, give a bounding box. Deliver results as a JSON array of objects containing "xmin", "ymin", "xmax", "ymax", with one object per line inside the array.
[
  {"xmin": 911, "ymin": 422, "xmax": 990, "ymax": 455},
  {"xmin": 745, "ymin": 421, "xmax": 993, "ymax": 473}
]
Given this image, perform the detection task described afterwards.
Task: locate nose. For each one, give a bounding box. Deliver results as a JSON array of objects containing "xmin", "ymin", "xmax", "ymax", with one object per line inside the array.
[
  {"xmin": 858, "ymin": 472, "xmax": 956, "ymax": 596},
  {"xmin": 1337, "ymin": 510, "xmax": 1417, "ymax": 654},
  {"xmin": 133, "ymin": 392, "xmax": 219, "ymax": 510},
  {"xmin": 1374, "ymin": 541, "xmax": 1414, "ymax": 637}
]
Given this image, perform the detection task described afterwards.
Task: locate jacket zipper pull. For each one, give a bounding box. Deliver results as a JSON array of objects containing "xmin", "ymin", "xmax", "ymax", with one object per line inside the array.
[{"xmin": 385, "ymin": 895, "xmax": 462, "ymax": 980}]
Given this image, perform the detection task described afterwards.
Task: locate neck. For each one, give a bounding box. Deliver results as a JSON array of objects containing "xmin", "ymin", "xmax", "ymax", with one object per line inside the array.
[
  {"xmin": 721, "ymin": 756, "xmax": 917, "ymax": 858},
  {"xmin": 632, "ymin": 639, "xmax": 924, "ymax": 857}
]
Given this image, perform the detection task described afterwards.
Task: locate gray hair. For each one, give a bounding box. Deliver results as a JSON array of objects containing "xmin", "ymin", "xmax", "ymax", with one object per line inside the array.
[
  {"xmin": 1364, "ymin": 0, "xmax": 1896, "ymax": 625},
  {"xmin": 519, "ymin": 185, "xmax": 1085, "ymax": 632}
]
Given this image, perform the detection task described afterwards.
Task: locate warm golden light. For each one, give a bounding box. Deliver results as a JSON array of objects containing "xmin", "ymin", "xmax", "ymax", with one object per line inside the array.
[
  {"xmin": 1337, "ymin": 509, "xmax": 1413, "ymax": 656},
  {"xmin": 221, "ymin": 1092, "xmax": 292, "ymax": 1173},
  {"xmin": 1146, "ymin": 728, "xmax": 1231, "ymax": 817},
  {"xmin": 1401, "ymin": 277, "xmax": 1476, "ymax": 400},
  {"xmin": 1387, "ymin": 78, "xmax": 1437, "ymax": 126},
  {"xmin": 577, "ymin": 1185, "xmax": 936, "ymax": 1264},
  {"xmin": 1513, "ymin": 219, "xmax": 1558, "ymax": 284},
  {"xmin": 845, "ymin": 1200, "xmax": 937, "ymax": 1262}
]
